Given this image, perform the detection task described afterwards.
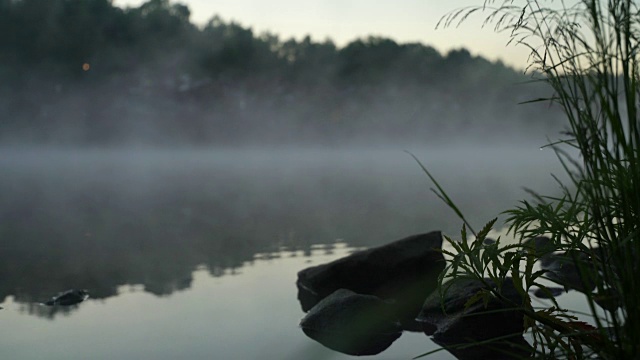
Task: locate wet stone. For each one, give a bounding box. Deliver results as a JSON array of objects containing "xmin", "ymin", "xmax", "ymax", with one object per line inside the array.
[
  {"xmin": 297, "ymin": 231, "xmax": 444, "ymax": 329},
  {"xmin": 43, "ymin": 289, "xmax": 89, "ymax": 306},
  {"xmin": 417, "ymin": 278, "xmax": 532, "ymax": 360},
  {"xmin": 299, "ymin": 289, "xmax": 402, "ymax": 356},
  {"xmin": 533, "ymin": 286, "xmax": 565, "ymax": 299}
]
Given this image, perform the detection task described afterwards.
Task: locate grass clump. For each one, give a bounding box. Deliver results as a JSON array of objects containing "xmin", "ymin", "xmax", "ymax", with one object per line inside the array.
[{"xmin": 418, "ymin": 0, "xmax": 640, "ymax": 358}]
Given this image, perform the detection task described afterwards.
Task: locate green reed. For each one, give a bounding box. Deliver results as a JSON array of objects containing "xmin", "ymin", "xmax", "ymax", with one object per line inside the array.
[{"xmin": 416, "ymin": 1, "xmax": 640, "ymax": 358}]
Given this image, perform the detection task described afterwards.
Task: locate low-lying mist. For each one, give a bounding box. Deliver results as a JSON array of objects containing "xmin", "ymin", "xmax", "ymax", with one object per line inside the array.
[
  {"xmin": 0, "ymin": 0, "xmax": 573, "ymax": 319},
  {"xmin": 0, "ymin": 145, "xmax": 568, "ymax": 316}
]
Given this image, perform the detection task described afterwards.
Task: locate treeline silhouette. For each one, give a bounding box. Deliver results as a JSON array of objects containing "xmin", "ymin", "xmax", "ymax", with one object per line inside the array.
[{"xmin": 0, "ymin": 0, "xmax": 561, "ymax": 145}]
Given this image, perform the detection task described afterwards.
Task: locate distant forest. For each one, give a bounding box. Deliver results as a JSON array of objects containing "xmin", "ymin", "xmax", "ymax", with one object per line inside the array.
[{"xmin": 0, "ymin": 0, "xmax": 563, "ymax": 146}]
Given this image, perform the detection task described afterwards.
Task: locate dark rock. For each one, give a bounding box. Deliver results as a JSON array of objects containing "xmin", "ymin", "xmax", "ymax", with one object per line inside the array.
[
  {"xmin": 523, "ymin": 236, "xmax": 557, "ymax": 267},
  {"xmin": 299, "ymin": 289, "xmax": 402, "ymax": 356},
  {"xmin": 297, "ymin": 231, "xmax": 444, "ymax": 329},
  {"xmin": 483, "ymin": 237, "xmax": 496, "ymax": 245},
  {"xmin": 417, "ymin": 278, "xmax": 532, "ymax": 360},
  {"xmin": 593, "ymin": 288, "xmax": 621, "ymax": 312},
  {"xmin": 523, "ymin": 239, "xmax": 601, "ymax": 294},
  {"xmin": 533, "ymin": 286, "xmax": 565, "ymax": 299},
  {"xmin": 522, "ymin": 236, "xmax": 554, "ymax": 253},
  {"xmin": 43, "ymin": 289, "xmax": 89, "ymax": 306},
  {"xmin": 540, "ymin": 250, "xmax": 598, "ymax": 292}
]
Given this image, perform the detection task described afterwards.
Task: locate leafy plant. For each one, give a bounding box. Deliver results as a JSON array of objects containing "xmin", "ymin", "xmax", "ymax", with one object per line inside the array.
[{"xmin": 417, "ymin": 0, "xmax": 640, "ymax": 358}]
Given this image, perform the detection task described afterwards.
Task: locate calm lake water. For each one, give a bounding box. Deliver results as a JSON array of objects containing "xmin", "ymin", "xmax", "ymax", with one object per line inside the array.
[{"xmin": 0, "ymin": 145, "xmax": 567, "ymax": 359}]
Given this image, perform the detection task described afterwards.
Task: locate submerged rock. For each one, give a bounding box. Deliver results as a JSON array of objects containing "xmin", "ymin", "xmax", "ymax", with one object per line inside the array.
[
  {"xmin": 483, "ymin": 237, "xmax": 496, "ymax": 245},
  {"xmin": 522, "ymin": 236, "xmax": 554, "ymax": 253},
  {"xmin": 417, "ymin": 278, "xmax": 532, "ymax": 360},
  {"xmin": 593, "ymin": 288, "xmax": 621, "ymax": 312},
  {"xmin": 297, "ymin": 231, "xmax": 444, "ymax": 329},
  {"xmin": 43, "ymin": 289, "xmax": 89, "ymax": 306},
  {"xmin": 540, "ymin": 251, "xmax": 598, "ymax": 293},
  {"xmin": 533, "ymin": 286, "xmax": 565, "ymax": 299},
  {"xmin": 299, "ymin": 289, "xmax": 402, "ymax": 356}
]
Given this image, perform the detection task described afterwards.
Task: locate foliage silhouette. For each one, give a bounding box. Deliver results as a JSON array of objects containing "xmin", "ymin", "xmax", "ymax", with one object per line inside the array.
[{"xmin": 418, "ymin": 0, "xmax": 640, "ymax": 358}]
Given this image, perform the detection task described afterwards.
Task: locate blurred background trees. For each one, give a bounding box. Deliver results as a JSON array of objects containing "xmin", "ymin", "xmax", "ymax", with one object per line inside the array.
[{"xmin": 0, "ymin": 0, "xmax": 562, "ymax": 145}]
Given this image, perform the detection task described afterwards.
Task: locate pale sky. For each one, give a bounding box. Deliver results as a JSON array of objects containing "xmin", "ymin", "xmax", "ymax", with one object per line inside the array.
[{"xmin": 114, "ymin": 0, "xmax": 531, "ymax": 70}]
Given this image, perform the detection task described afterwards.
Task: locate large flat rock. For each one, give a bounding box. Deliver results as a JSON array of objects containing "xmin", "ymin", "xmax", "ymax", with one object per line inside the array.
[{"xmin": 297, "ymin": 231, "xmax": 444, "ymax": 328}]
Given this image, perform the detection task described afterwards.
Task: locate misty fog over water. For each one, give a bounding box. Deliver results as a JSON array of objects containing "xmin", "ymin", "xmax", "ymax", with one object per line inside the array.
[
  {"xmin": 0, "ymin": 1, "xmax": 578, "ymax": 358},
  {"xmin": 0, "ymin": 144, "xmax": 568, "ymax": 359}
]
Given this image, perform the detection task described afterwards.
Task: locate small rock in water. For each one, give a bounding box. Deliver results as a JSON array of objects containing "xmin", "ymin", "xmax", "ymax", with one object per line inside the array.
[
  {"xmin": 523, "ymin": 236, "xmax": 554, "ymax": 253},
  {"xmin": 417, "ymin": 278, "xmax": 532, "ymax": 360},
  {"xmin": 483, "ymin": 237, "xmax": 496, "ymax": 245},
  {"xmin": 540, "ymin": 251, "xmax": 597, "ymax": 292},
  {"xmin": 299, "ymin": 289, "xmax": 402, "ymax": 356},
  {"xmin": 593, "ymin": 288, "xmax": 621, "ymax": 312},
  {"xmin": 43, "ymin": 289, "xmax": 89, "ymax": 306},
  {"xmin": 533, "ymin": 286, "xmax": 565, "ymax": 299}
]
